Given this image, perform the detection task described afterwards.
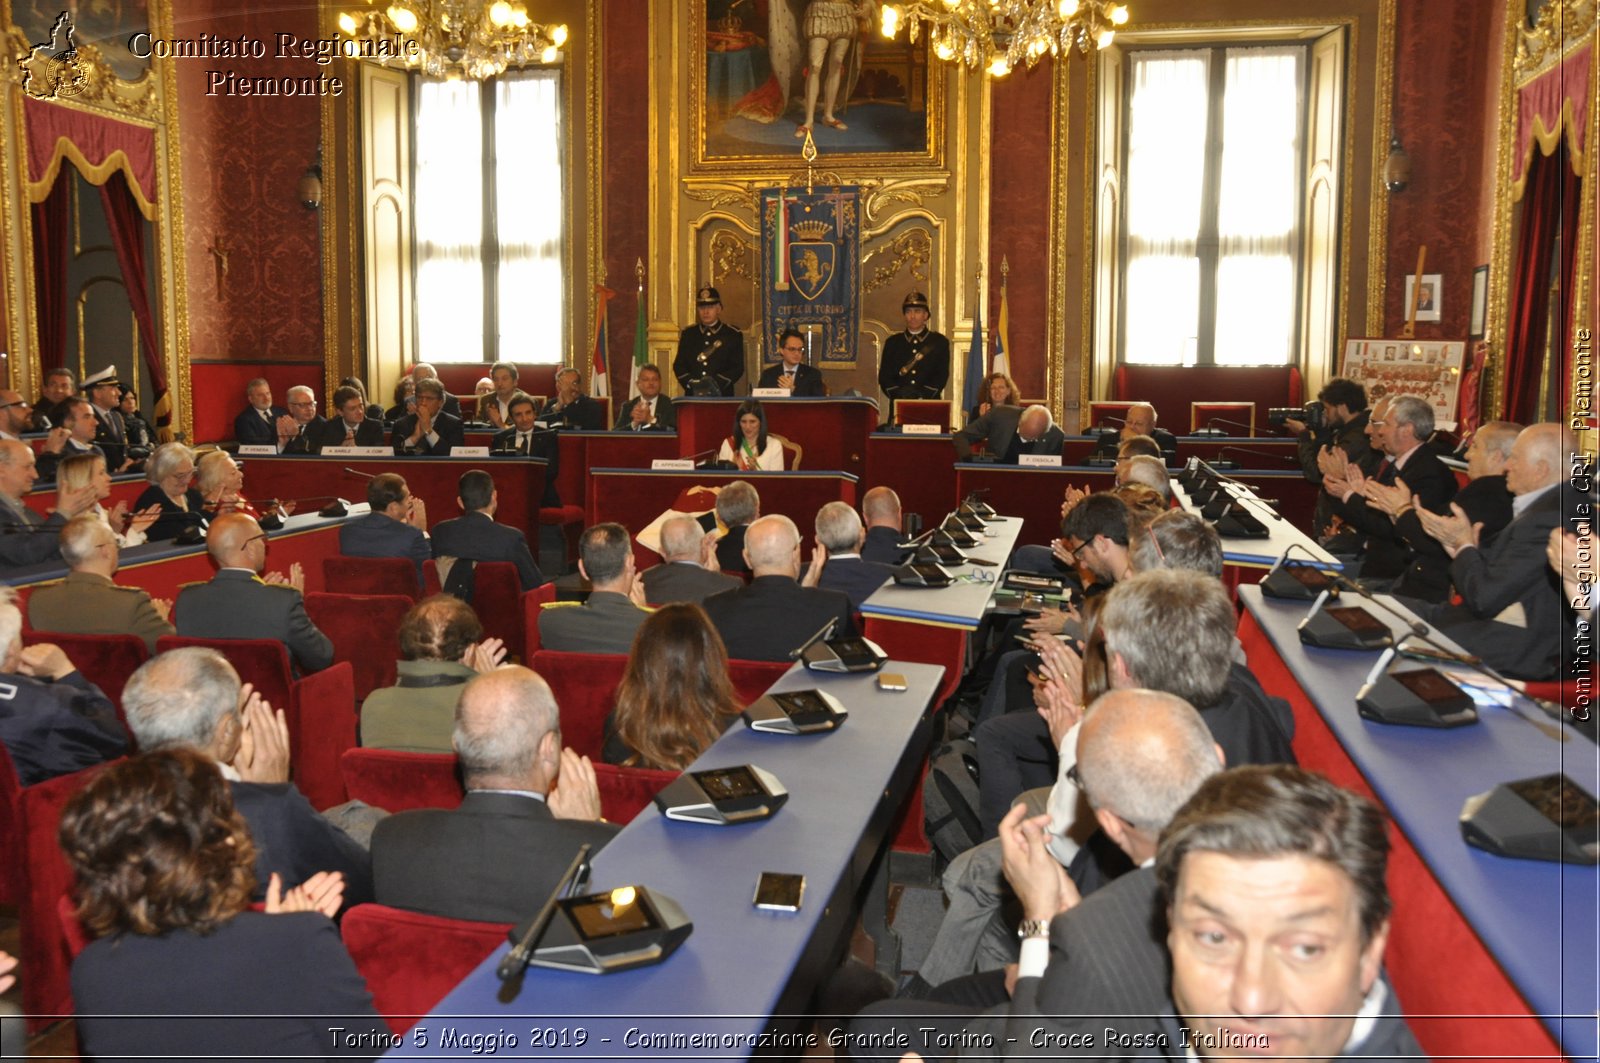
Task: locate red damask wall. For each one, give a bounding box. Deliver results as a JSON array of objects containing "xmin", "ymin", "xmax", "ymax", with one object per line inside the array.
[
  {"xmin": 988, "ymin": 64, "xmax": 1056, "ymax": 400},
  {"xmin": 602, "ymin": 1, "xmax": 651, "ymax": 385},
  {"xmin": 172, "ymin": 0, "xmax": 324, "ymax": 364}
]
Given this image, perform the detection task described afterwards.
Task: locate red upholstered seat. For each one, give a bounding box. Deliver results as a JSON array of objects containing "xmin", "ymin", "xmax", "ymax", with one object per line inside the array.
[
  {"xmin": 304, "ymin": 592, "xmax": 410, "ymax": 704},
  {"xmin": 0, "ymin": 744, "xmax": 20, "ymax": 906},
  {"xmin": 472, "ymin": 561, "xmax": 523, "ymax": 656},
  {"xmin": 1190, "ymin": 400, "xmax": 1257, "ymax": 435},
  {"xmin": 1113, "ymin": 365, "xmax": 1302, "ymax": 426},
  {"xmin": 1086, "ymin": 401, "xmax": 1137, "ymax": 432},
  {"xmin": 529, "ymin": 650, "xmax": 627, "ymax": 759},
  {"xmin": 20, "ymin": 759, "xmax": 118, "ymax": 1031},
  {"xmin": 155, "ymin": 637, "xmax": 356, "ymax": 810},
  {"xmin": 893, "ymin": 398, "xmax": 950, "ymax": 430},
  {"xmin": 727, "ymin": 658, "xmax": 793, "ymax": 705},
  {"xmin": 341, "ymin": 748, "xmax": 464, "ymax": 812},
  {"xmin": 520, "ymin": 583, "xmax": 559, "ymax": 660},
  {"xmin": 57, "ymin": 893, "xmax": 90, "ymax": 959},
  {"xmin": 341, "ymin": 903, "xmax": 512, "ymax": 1034},
  {"xmin": 323, "ymin": 556, "xmax": 422, "ymax": 601},
  {"xmin": 21, "ymin": 631, "xmax": 148, "ymax": 731},
  {"xmin": 593, "ymin": 762, "xmax": 680, "ymax": 824}
]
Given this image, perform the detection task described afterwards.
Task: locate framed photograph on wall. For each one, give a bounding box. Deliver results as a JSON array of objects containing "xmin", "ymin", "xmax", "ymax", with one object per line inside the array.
[
  {"xmin": 1404, "ymin": 273, "xmax": 1443, "ymax": 323},
  {"xmin": 1469, "ymin": 265, "xmax": 1489, "ymax": 340}
]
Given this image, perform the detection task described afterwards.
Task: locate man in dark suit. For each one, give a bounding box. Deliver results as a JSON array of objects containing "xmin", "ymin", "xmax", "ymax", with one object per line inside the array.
[
  {"xmin": 32, "ymin": 367, "xmax": 75, "ymax": 430},
  {"xmin": 430, "ymin": 469, "xmax": 545, "ymax": 593},
  {"xmin": 491, "ymin": 393, "xmax": 562, "ymax": 506},
  {"xmin": 410, "ymin": 363, "xmax": 463, "ymax": 418},
  {"xmin": 541, "ymin": 368, "xmax": 605, "ymax": 430},
  {"xmin": 233, "ymin": 377, "xmax": 290, "ymax": 447},
  {"xmin": 278, "ymin": 386, "xmax": 327, "ymax": 455},
  {"xmin": 756, "ymin": 328, "xmax": 826, "ymax": 396},
  {"xmin": 370, "ymin": 666, "xmax": 619, "ymax": 923},
  {"xmin": 84, "ymin": 368, "xmax": 131, "ymax": 470},
  {"xmin": 0, "ymin": 439, "xmax": 95, "ymax": 567},
  {"xmin": 121, "ymin": 646, "xmax": 372, "ymax": 908},
  {"xmin": 614, "ymin": 365, "xmax": 676, "ymax": 430},
  {"xmin": 175, "ymin": 513, "xmax": 334, "ymax": 674},
  {"xmin": 641, "ymin": 515, "xmax": 741, "ymax": 605},
  {"xmin": 701, "ymin": 514, "xmax": 856, "ymax": 661},
  {"xmin": 339, "ymin": 472, "xmax": 432, "ymax": 586},
  {"xmin": 860, "ymin": 486, "xmax": 910, "ymax": 566},
  {"xmin": 392, "ymin": 378, "xmax": 466, "ymax": 455},
  {"xmin": 306, "ymin": 385, "xmax": 386, "ymax": 452},
  {"xmin": 954, "ymin": 404, "xmax": 1065, "ymax": 464},
  {"xmin": 713, "ymin": 479, "xmax": 760, "ymax": 574},
  {"xmin": 846, "ymin": 688, "xmax": 1224, "ymax": 1060},
  {"xmin": 538, "ymin": 523, "xmax": 650, "ymax": 654},
  {"xmin": 1089, "ymin": 401, "xmax": 1178, "ymax": 459},
  {"xmin": 35, "ymin": 397, "xmax": 108, "ymax": 480},
  {"xmin": 814, "ymin": 501, "xmax": 893, "ymax": 611},
  {"xmin": 1410, "ymin": 423, "xmax": 1572, "ymax": 679},
  {"xmin": 1324, "ymin": 394, "xmax": 1457, "ymax": 588}
]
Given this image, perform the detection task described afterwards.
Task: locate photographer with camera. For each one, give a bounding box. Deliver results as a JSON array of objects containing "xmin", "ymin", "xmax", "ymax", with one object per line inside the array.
[{"xmin": 1276, "ymin": 378, "xmax": 1379, "ymax": 545}]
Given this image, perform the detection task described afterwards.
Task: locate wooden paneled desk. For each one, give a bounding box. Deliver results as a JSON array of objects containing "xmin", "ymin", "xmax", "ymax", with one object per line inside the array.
[
  {"xmin": 673, "ymin": 397, "xmax": 878, "ymax": 478},
  {"xmin": 862, "ymin": 432, "xmax": 958, "ymax": 529},
  {"xmin": 25, "ymin": 473, "xmax": 147, "ymax": 519}
]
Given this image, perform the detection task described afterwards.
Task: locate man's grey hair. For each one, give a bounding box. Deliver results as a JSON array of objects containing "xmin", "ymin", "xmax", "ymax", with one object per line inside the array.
[
  {"xmin": 815, "ymin": 501, "xmax": 863, "ymax": 554},
  {"xmin": 60, "ymin": 514, "xmax": 113, "ymax": 569},
  {"xmin": 122, "ymin": 647, "xmax": 243, "ymax": 752},
  {"xmin": 745, "ymin": 514, "xmax": 800, "ymax": 570},
  {"xmin": 0, "ymin": 587, "xmax": 20, "ymax": 659},
  {"xmin": 415, "ymin": 377, "xmax": 445, "ymax": 401},
  {"xmin": 245, "ymin": 377, "xmax": 269, "ymax": 393},
  {"xmin": 1119, "ymin": 455, "xmax": 1172, "ymax": 501},
  {"xmin": 1387, "ymin": 394, "xmax": 1434, "ymax": 441},
  {"xmin": 555, "ymin": 367, "xmax": 581, "ymax": 386},
  {"xmin": 1476, "ymin": 420, "xmax": 1522, "ymax": 462},
  {"xmin": 286, "ymin": 385, "xmax": 314, "ymax": 402},
  {"xmin": 145, "ymin": 442, "xmax": 196, "ymax": 484},
  {"xmin": 658, "ymin": 515, "xmax": 704, "ymax": 562},
  {"xmin": 1130, "ymin": 510, "xmax": 1223, "ymax": 577},
  {"xmin": 1021, "ymin": 404, "xmax": 1054, "ymax": 428},
  {"xmin": 1101, "ymin": 569, "xmax": 1234, "ymax": 708},
  {"xmin": 1129, "ymin": 401, "xmax": 1157, "ymax": 423},
  {"xmin": 716, "ymin": 480, "xmax": 759, "ymax": 526},
  {"xmin": 454, "ymin": 666, "xmax": 559, "ymax": 780},
  {"xmin": 1078, "ymin": 688, "xmax": 1222, "ymax": 834}
]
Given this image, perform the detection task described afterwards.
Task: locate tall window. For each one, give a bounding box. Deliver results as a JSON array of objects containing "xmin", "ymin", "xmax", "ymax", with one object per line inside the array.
[
  {"xmin": 1121, "ymin": 46, "xmax": 1304, "ymax": 366},
  {"xmin": 413, "ymin": 71, "xmax": 563, "ymax": 363}
]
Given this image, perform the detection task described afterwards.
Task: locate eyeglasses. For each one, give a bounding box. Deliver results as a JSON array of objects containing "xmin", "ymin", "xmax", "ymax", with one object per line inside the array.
[
  {"xmin": 1070, "ymin": 539, "xmax": 1093, "ymax": 562},
  {"xmin": 0, "ymin": 400, "xmax": 30, "ymax": 411},
  {"xmin": 243, "ymin": 532, "xmax": 270, "ymax": 546}
]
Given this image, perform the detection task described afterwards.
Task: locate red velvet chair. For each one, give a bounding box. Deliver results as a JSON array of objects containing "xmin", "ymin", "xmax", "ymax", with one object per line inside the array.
[
  {"xmin": 529, "ymin": 650, "xmax": 627, "ymax": 759},
  {"xmin": 520, "ymin": 583, "xmax": 560, "ymax": 660},
  {"xmin": 1086, "ymin": 401, "xmax": 1137, "ymax": 432},
  {"xmin": 538, "ymin": 505, "xmax": 586, "ymax": 569},
  {"xmin": 727, "ymin": 658, "xmax": 793, "ymax": 706},
  {"xmin": 341, "ymin": 748, "xmax": 464, "ymax": 812},
  {"xmin": 323, "ymin": 556, "xmax": 422, "ymax": 601},
  {"xmin": 0, "ymin": 743, "xmax": 20, "ymax": 906},
  {"xmin": 20, "ymin": 759, "xmax": 118, "ymax": 1031},
  {"xmin": 155, "ymin": 637, "xmax": 356, "ymax": 810},
  {"xmin": 21, "ymin": 631, "xmax": 148, "ymax": 727},
  {"xmin": 342, "ymin": 903, "xmax": 512, "ymax": 1034},
  {"xmin": 593, "ymin": 762, "xmax": 680, "ymax": 824},
  {"xmin": 1190, "ymin": 400, "xmax": 1257, "ymax": 435},
  {"xmin": 58, "ymin": 893, "xmax": 90, "ymax": 959},
  {"xmin": 893, "ymin": 398, "xmax": 951, "ymax": 430},
  {"xmin": 471, "ymin": 561, "xmax": 524, "ymax": 657},
  {"xmin": 303, "ymin": 592, "xmax": 410, "ymax": 704}
]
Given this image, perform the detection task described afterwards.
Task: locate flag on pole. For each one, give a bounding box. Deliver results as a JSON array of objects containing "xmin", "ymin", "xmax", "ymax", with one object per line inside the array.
[
  {"xmin": 590, "ymin": 285, "xmax": 615, "ymax": 398},
  {"xmin": 962, "ymin": 280, "xmax": 985, "ymax": 415},
  {"xmin": 993, "ymin": 283, "xmax": 1010, "ymax": 379},
  {"xmin": 630, "ymin": 283, "xmax": 649, "ymax": 398}
]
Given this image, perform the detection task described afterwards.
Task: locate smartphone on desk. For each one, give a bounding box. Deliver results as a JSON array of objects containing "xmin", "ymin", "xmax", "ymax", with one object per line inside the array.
[{"xmin": 753, "ymin": 871, "xmax": 805, "ymax": 912}]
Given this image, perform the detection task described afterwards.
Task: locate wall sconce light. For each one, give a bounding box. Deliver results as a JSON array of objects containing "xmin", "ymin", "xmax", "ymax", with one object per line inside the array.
[
  {"xmin": 1383, "ymin": 134, "xmax": 1411, "ymax": 193},
  {"xmin": 298, "ymin": 149, "xmax": 323, "ymax": 210}
]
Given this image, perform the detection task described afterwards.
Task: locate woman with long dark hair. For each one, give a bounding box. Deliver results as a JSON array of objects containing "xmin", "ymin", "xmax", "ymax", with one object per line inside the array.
[
  {"xmin": 715, "ymin": 398, "xmax": 784, "ymax": 471},
  {"xmin": 603, "ymin": 603, "xmax": 743, "ymax": 771}
]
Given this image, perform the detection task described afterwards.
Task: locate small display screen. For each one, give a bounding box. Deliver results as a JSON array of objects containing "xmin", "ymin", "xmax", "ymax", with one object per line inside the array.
[
  {"xmin": 693, "ymin": 766, "xmax": 764, "ymax": 801},
  {"xmin": 830, "ymin": 638, "xmax": 869, "ymax": 657},
  {"xmin": 1286, "ymin": 566, "xmax": 1334, "ymax": 589},
  {"xmin": 1507, "ymin": 774, "xmax": 1600, "ymax": 831},
  {"xmin": 1391, "ymin": 668, "xmax": 1466, "ymax": 705},
  {"xmin": 563, "ymin": 890, "xmax": 659, "ymax": 939},
  {"xmin": 775, "ymin": 690, "xmax": 833, "ymax": 725},
  {"xmin": 931, "ymin": 545, "xmax": 964, "ymax": 563},
  {"xmin": 1327, "ymin": 606, "xmax": 1387, "ymax": 633},
  {"xmin": 753, "ymin": 872, "xmax": 805, "ymax": 910},
  {"xmin": 911, "ymin": 564, "xmax": 948, "ymax": 581}
]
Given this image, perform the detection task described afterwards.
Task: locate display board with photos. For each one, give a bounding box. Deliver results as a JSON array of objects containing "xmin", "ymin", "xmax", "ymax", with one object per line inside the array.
[{"xmin": 1341, "ymin": 339, "xmax": 1467, "ymax": 431}]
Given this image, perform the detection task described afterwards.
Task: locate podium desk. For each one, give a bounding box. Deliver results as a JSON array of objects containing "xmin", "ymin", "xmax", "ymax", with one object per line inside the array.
[
  {"xmin": 384, "ymin": 661, "xmax": 945, "ymax": 1049},
  {"xmin": 1062, "ymin": 432, "xmax": 1300, "ymax": 466},
  {"xmin": 3, "ymin": 511, "xmax": 347, "ymax": 599},
  {"xmin": 1171, "ymin": 477, "xmax": 1342, "ymax": 572},
  {"xmin": 863, "ymin": 432, "xmax": 958, "ymax": 530},
  {"xmin": 1237, "ymin": 586, "xmax": 1595, "ymax": 1060},
  {"xmin": 25, "ymin": 472, "xmax": 147, "ymax": 519},
  {"xmin": 237, "ymin": 455, "xmax": 547, "ymax": 541},
  {"xmin": 673, "ymin": 397, "xmax": 878, "ymax": 478},
  {"xmin": 952, "ymin": 464, "xmax": 1114, "ymax": 547}
]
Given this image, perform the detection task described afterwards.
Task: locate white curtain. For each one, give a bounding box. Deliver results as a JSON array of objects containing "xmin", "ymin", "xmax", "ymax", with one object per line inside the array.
[
  {"xmin": 1215, "ymin": 47, "xmax": 1301, "ymax": 366},
  {"xmin": 1123, "ymin": 51, "xmax": 1209, "ymax": 366},
  {"xmin": 495, "ymin": 72, "xmax": 564, "ymax": 363},
  {"xmin": 414, "ymin": 79, "xmax": 484, "ymax": 363}
]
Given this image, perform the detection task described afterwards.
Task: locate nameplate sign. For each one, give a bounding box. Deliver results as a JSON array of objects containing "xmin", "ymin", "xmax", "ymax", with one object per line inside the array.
[
  {"xmin": 450, "ymin": 446, "xmax": 491, "ymax": 457},
  {"xmin": 1018, "ymin": 454, "xmax": 1063, "ymax": 468},
  {"xmin": 238, "ymin": 445, "xmax": 276, "ymax": 455},
  {"xmin": 902, "ymin": 423, "xmax": 943, "ymax": 435},
  {"xmin": 651, "ymin": 459, "xmax": 696, "ymax": 470},
  {"xmin": 751, "ymin": 388, "xmax": 788, "ymax": 398},
  {"xmin": 322, "ymin": 446, "xmax": 389, "ymax": 458}
]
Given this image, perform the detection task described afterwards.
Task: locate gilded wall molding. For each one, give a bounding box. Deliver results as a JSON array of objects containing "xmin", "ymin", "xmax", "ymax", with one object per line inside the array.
[
  {"xmin": 1514, "ymin": 0, "xmax": 1596, "ymax": 83},
  {"xmin": 1486, "ymin": 0, "xmax": 1529, "ymax": 419},
  {"xmin": 861, "ymin": 226, "xmax": 933, "ymax": 293}
]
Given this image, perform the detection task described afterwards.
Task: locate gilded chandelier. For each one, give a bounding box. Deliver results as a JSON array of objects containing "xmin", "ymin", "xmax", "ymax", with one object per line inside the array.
[
  {"xmin": 880, "ymin": 0, "xmax": 1130, "ymax": 77},
  {"xmin": 336, "ymin": 0, "xmax": 568, "ymax": 80}
]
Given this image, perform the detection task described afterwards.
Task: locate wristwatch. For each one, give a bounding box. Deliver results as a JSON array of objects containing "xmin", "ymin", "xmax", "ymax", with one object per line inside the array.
[{"xmin": 1017, "ymin": 918, "xmax": 1049, "ymax": 940}]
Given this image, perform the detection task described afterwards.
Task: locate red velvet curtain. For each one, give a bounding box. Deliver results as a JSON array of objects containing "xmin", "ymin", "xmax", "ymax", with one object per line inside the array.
[
  {"xmin": 97, "ymin": 171, "xmax": 170, "ymax": 428},
  {"xmin": 29, "ymin": 179, "xmax": 69, "ymax": 377},
  {"xmin": 1505, "ymin": 144, "xmax": 1581, "ymax": 424}
]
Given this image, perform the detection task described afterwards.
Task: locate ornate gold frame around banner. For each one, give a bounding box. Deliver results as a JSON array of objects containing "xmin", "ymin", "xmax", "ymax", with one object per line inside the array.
[{"xmin": 0, "ymin": 0, "xmax": 192, "ymax": 434}]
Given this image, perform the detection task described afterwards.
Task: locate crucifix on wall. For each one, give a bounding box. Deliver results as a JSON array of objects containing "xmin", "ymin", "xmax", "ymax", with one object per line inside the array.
[{"xmin": 207, "ymin": 234, "xmax": 229, "ymax": 294}]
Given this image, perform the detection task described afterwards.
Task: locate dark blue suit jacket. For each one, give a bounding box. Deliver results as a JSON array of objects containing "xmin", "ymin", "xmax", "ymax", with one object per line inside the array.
[
  {"xmin": 430, "ymin": 510, "xmax": 545, "ymax": 591},
  {"xmin": 234, "ymin": 405, "xmax": 288, "ymax": 446},
  {"xmin": 390, "ymin": 411, "xmax": 466, "ymax": 455},
  {"xmin": 818, "ymin": 555, "xmax": 895, "ymax": 612},
  {"xmin": 338, "ymin": 512, "xmax": 432, "ymax": 585}
]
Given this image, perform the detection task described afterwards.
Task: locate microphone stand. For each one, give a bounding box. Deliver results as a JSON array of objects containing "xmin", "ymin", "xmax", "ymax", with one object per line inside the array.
[{"xmin": 497, "ymin": 843, "xmax": 593, "ymax": 999}]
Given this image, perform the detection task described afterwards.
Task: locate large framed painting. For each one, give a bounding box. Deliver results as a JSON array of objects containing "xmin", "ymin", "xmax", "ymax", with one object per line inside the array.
[{"xmin": 694, "ymin": 0, "xmax": 944, "ymax": 170}]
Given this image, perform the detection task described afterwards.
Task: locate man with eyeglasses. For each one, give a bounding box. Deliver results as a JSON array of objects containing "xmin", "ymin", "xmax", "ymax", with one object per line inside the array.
[
  {"xmin": 756, "ymin": 328, "xmax": 826, "ymax": 396},
  {"xmin": 27, "ymin": 514, "xmax": 174, "ymax": 652},
  {"xmin": 174, "ymin": 512, "xmax": 333, "ymax": 674},
  {"xmin": 0, "ymin": 439, "xmax": 96, "ymax": 567},
  {"xmin": 278, "ymin": 386, "xmax": 326, "ymax": 455},
  {"xmin": 0, "ymin": 391, "xmax": 33, "ymax": 442}
]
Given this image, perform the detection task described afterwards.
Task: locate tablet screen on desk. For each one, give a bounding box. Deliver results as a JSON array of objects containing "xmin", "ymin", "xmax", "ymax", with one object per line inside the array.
[
  {"xmin": 563, "ymin": 889, "xmax": 659, "ymax": 939},
  {"xmin": 693, "ymin": 766, "xmax": 765, "ymax": 801},
  {"xmin": 1327, "ymin": 606, "xmax": 1386, "ymax": 633},
  {"xmin": 1507, "ymin": 774, "xmax": 1600, "ymax": 831}
]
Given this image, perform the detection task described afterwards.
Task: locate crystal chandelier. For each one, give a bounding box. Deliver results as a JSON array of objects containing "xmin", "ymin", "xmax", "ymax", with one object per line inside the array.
[
  {"xmin": 337, "ymin": 0, "xmax": 568, "ymax": 80},
  {"xmin": 880, "ymin": 0, "xmax": 1130, "ymax": 77}
]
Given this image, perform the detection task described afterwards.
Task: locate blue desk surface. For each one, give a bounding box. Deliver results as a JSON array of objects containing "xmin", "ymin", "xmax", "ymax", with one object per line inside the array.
[
  {"xmin": 859, "ymin": 516, "xmax": 1022, "ymax": 629},
  {"xmin": 386, "ymin": 660, "xmax": 944, "ymax": 1054},
  {"xmin": 1240, "ymin": 586, "xmax": 1598, "ymax": 1057}
]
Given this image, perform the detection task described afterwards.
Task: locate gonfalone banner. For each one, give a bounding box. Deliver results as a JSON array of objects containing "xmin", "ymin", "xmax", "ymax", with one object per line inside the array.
[{"xmin": 760, "ymin": 185, "xmax": 860, "ymax": 369}]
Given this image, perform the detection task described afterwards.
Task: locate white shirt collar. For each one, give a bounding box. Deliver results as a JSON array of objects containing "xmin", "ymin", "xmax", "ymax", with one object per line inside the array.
[
  {"xmin": 468, "ymin": 787, "xmax": 546, "ymax": 802},
  {"xmin": 1391, "ymin": 441, "xmax": 1423, "ymax": 470}
]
